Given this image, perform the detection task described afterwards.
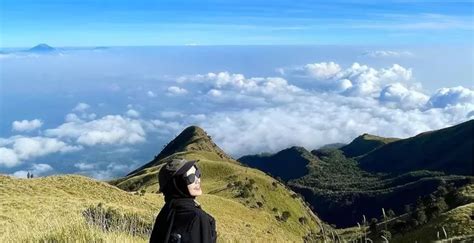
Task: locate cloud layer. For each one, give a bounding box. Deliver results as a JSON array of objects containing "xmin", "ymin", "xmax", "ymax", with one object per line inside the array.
[
  {"xmin": 0, "ymin": 136, "xmax": 81, "ymax": 167},
  {"xmin": 1, "ymin": 60, "xmax": 472, "ymax": 180},
  {"xmin": 45, "ymin": 115, "xmax": 146, "ymax": 146}
]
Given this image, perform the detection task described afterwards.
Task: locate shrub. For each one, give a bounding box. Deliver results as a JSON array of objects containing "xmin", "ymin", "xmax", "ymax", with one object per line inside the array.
[
  {"xmin": 281, "ymin": 211, "xmax": 291, "ymax": 222},
  {"xmin": 82, "ymin": 203, "xmax": 152, "ymax": 237},
  {"xmin": 239, "ymin": 187, "xmax": 252, "ymax": 198},
  {"xmin": 298, "ymin": 217, "xmax": 308, "ymax": 225},
  {"xmin": 256, "ymin": 201, "xmax": 263, "ymax": 208},
  {"xmin": 249, "ymin": 179, "xmax": 255, "ymax": 185},
  {"xmin": 380, "ymin": 230, "xmax": 391, "ymax": 240}
]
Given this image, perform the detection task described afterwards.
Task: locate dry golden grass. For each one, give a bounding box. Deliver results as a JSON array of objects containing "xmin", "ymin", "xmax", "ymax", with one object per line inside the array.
[{"xmin": 0, "ymin": 150, "xmax": 329, "ymax": 242}]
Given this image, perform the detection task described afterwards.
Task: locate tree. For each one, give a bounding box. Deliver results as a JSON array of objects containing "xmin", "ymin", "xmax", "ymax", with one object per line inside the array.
[
  {"xmin": 426, "ymin": 197, "xmax": 448, "ymax": 219},
  {"xmin": 414, "ymin": 209, "xmax": 427, "ymax": 224},
  {"xmin": 27, "ymin": 172, "xmax": 30, "ymax": 179}
]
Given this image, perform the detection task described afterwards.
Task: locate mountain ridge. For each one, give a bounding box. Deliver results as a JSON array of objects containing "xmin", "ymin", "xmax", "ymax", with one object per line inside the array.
[
  {"xmin": 128, "ymin": 125, "xmax": 235, "ymax": 175},
  {"xmin": 358, "ymin": 119, "xmax": 474, "ymax": 175},
  {"xmin": 238, "ymin": 146, "xmax": 320, "ymax": 181},
  {"xmin": 340, "ymin": 133, "xmax": 400, "ymax": 158}
]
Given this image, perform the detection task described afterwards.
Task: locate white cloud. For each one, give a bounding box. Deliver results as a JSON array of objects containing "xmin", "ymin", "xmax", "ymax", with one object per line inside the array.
[
  {"xmin": 74, "ymin": 162, "xmax": 96, "ymax": 170},
  {"xmin": 280, "ymin": 62, "xmax": 341, "ymax": 80},
  {"xmin": 281, "ymin": 62, "xmax": 413, "ymax": 97},
  {"xmin": 126, "ymin": 109, "xmax": 140, "ymax": 118},
  {"xmin": 31, "ymin": 163, "xmax": 53, "ymax": 174},
  {"xmin": 147, "ymin": 90, "xmax": 157, "ymax": 97},
  {"xmin": 0, "ymin": 148, "xmax": 19, "ymax": 167},
  {"xmin": 207, "ymin": 89, "xmax": 222, "ymax": 97},
  {"xmin": 363, "ymin": 50, "xmax": 414, "ymax": 58},
  {"xmin": 190, "ymin": 114, "xmax": 207, "ymax": 121},
  {"xmin": 379, "ymin": 83, "xmax": 429, "ymax": 110},
  {"xmin": 167, "ymin": 65, "xmax": 471, "ymax": 157},
  {"xmin": 160, "ymin": 111, "xmax": 184, "ymax": 119},
  {"xmin": 427, "ymin": 86, "xmax": 474, "ymax": 108},
  {"xmin": 0, "ymin": 136, "xmax": 81, "ymax": 167},
  {"xmin": 144, "ymin": 119, "xmax": 183, "ymax": 135},
  {"xmin": 65, "ymin": 113, "xmax": 82, "ymax": 122},
  {"xmin": 178, "ymin": 72, "xmax": 303, "ymax": 106},
  {"xmin": 72, "ymin": 102, "xmax": 90, "ymax": 112},
  {"xmin": 201, "ymin": 93, "xmax": 471, "ymax": 157},
  {"xmin": 45, "ymin": 115, "xmax": 146, "ymax": 146},
  {"xmin": 81, "ymin": 162, "xmax": 135, "ymax": 180},
  {"xmin": 12, "ymin": 163, "xmax": 54, "ymax": 178},
  {"xmin": 12, "ymin": 119, "xmax": 43, "ymax": 132},
  {"xmin": 167, "ymin": 86, "xmax": 188, "ymax": 95}
]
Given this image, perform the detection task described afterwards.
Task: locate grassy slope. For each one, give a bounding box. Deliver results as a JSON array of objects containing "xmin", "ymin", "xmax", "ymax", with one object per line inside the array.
[
  {"xmin": 113, "ymin": 150, "xmax": 327, "ymax": 242},
  {"xmin": 392, "ymin": 184, "xmax": 474, "ymax": 243},
  {"xmin": 0, "ymin": 174, "xmax": 161, "ymax": 242},
  {"xmin": 1, "ymin": 164, "xmax": 326, "ymax": 242}
]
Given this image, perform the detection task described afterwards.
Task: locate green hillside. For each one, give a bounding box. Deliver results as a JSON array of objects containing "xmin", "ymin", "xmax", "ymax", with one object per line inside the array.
[
  {"xmin": 112, "ymin": 126, "xmax": 332, "ymax": 241},
  {"xmin": 358, "ymin": 119, "xmax": 474, "ymax": 175},
  {"xmin": 389, "ymin": 183, "xmax": 474, "ymax": 242},
  {"xmin": 340, "ymin": 133, "xmax": 399, "ymax": 158},
  {"xmin": 289, "ymin": 148, "xmax": 472, "ymax": 228},
  {"xmin": 237, "ymin": 120, "xmax": 473, "ymax": 228},
  {"xmin": 114, "ymin": 154, "xmax": 327, "ymax": 241},
  {"xmin": 238, "ymin": 146, "xmax": 319, "ymax": 181}
]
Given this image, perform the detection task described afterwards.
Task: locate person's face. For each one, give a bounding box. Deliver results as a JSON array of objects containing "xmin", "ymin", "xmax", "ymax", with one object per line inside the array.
[{"xmin": 185, "ymin": 166, "xmax": 202, "ymax": 196}]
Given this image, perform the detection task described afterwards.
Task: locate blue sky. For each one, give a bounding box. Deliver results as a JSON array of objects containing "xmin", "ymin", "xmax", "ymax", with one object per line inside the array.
[{"xmin": 1, "ymin": 0, "xmax": 473, "ymax": 47}]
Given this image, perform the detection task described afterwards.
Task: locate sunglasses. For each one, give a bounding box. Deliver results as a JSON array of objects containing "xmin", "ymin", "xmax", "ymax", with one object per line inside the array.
[{"xmin": 183, "ymin": 166, "xmax": 202, "ymax": 185}]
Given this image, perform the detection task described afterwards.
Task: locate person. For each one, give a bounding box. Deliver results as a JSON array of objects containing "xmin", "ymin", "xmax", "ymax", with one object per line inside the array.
[{"xmin": 150, "ymin": 158, "xmax": 217, "ymax": 243}]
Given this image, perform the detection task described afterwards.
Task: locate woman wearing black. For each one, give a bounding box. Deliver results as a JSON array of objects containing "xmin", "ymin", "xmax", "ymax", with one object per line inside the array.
[{"xmin": 150, "ymin": 158, "xmax": 217, "ymax": 243}]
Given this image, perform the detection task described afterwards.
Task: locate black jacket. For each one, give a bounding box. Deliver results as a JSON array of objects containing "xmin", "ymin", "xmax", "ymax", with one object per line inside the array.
[{"xmin": 150, "ymin": 198, "xmax": 217, "ymax": 243}]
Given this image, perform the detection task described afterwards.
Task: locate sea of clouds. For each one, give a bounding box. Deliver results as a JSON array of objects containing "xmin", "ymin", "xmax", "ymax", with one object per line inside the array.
[{"xmin": 0, "ymin": 47, "xmax": 473, "ymax": 179}]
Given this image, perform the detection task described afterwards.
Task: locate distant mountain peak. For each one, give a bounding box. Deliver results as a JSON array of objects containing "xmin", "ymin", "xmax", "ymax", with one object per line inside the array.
[
  {"xmin": 27, "ymin": 43, "xmax": 57, "ymax": 53},
  {"xmin": 154, "ymin": 125, "xmax": 230, "ymax": 160},
  {"xmin": 127, "ymin": 125, "xmax": 233, "ymax": 175}
]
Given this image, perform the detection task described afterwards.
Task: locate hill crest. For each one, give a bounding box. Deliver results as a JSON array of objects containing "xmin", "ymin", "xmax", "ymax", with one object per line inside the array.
[
  {"xmin": 358, "ymin": 119, "xmax": 473, "ymax": 175},
  {"xmin": 340, "ymin": 133, "xmax": 400, "ymax": 157},
  {"xmin": 239, "ymin": 146, "xmax": 320, "ymax": 181},
  {"xmin": 128, "ymin": 125, "xmax": 234, "ymax": 175}
]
